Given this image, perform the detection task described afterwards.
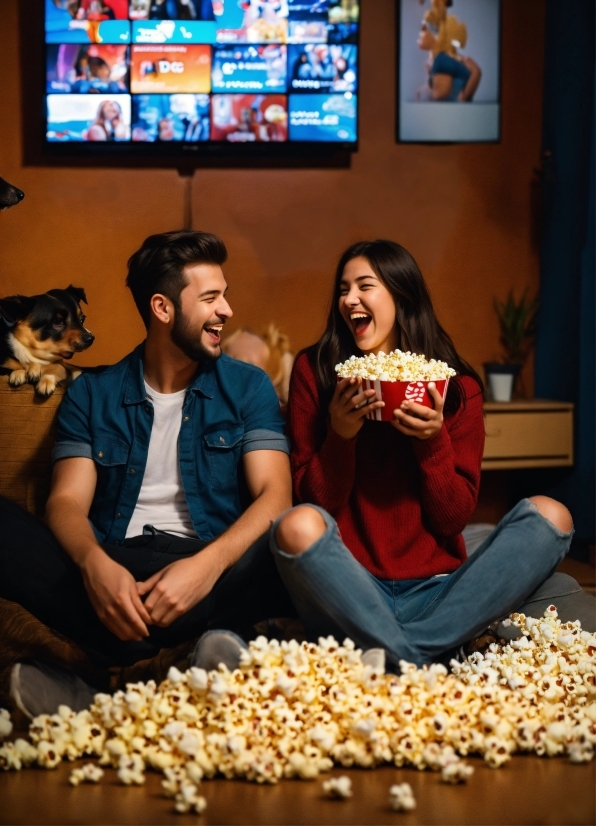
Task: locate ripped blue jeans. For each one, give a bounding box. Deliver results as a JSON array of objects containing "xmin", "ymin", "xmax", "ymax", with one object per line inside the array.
[{"xmin": 270, "ymin": 499, "xmax": 573, "ymax": 667}]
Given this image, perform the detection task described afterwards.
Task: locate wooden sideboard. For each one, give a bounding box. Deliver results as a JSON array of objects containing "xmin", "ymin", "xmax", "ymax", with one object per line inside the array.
[{"xmin": 482, "ymin": 399, "xmax": 574, "ymax": 471}]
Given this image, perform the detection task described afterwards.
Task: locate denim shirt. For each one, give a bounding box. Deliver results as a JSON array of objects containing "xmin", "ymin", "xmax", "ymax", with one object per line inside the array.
[{"xmin": 51, "ymin": 344, "xmax": 289, "ymax": 544}]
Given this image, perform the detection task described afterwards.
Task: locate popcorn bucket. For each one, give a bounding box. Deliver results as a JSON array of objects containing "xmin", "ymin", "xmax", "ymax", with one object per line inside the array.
[{"xmin": 363, "ymin": 378, "xmax": 449, "ymax": 421}]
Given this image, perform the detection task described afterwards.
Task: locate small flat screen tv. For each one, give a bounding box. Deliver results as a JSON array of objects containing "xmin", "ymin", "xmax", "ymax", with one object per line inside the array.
[
  {"xmin": 397, "ymin": 0, "xmax": 501, "ymax": 143},
  {"xmin": 42, "ymin": 0, "xmax": 360, "ymax": 163}
]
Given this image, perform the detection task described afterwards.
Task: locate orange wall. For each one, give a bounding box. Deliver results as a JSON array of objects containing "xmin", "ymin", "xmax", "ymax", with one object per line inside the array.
[{"xmin": 0, "ymin": 0, "xmax": 544, "ymax": 391}]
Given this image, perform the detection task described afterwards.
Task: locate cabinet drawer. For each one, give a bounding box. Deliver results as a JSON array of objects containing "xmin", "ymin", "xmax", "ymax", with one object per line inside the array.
[{"xmin": 483, "ymin": 410, "xmax": 573, "ymax": 468}]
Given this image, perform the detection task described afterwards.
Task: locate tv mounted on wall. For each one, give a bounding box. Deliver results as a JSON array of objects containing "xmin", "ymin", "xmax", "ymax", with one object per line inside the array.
[
  {"xmin": 396, "ymin": 0, "xmax": 501, "ymax": 143},
  {"xmin": 35, "ymin": 0, "xmax": 360, "ymax": 166}
]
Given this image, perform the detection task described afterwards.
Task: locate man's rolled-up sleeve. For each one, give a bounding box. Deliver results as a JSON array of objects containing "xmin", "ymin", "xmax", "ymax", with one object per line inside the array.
[
  {"xmin": 242, "ymin": 373, "xmax": 289, "ymax": 455},
  {"xmin": 51, "ymin": 377, "xmax": 93, "ymax": 463}
]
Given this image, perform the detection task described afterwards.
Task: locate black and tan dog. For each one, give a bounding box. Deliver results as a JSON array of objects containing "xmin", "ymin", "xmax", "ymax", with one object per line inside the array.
[
  {"xmin": 0, "ymin": 287, "xmax": 94, "ymax": 395},
  {"xmin": 0, "ymin": 176, "xmax": 25, "ymax": 210}
]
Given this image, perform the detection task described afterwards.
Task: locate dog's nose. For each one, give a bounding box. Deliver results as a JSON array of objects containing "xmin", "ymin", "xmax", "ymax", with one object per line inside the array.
[
  {"xmin": 82, "ymin": 332, "xmax": 95, "ymax": 345},
  {"xmin": 15, "ymin": 188, "xmax": 24, "ymax": 201}
]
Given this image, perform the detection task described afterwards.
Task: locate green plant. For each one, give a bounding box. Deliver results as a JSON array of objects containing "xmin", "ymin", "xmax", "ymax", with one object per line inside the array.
[{"xmin": 493, "ymin": 288, "xmax": 539, "ymax": 364}]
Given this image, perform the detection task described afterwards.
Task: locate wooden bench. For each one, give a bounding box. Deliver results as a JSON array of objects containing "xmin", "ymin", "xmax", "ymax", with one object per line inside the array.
[{"xmin": 0, "ymin": 377, "xmax": 65, "ymax": 517}]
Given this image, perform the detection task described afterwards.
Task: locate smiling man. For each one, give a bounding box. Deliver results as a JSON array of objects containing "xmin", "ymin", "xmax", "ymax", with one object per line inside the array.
[{"xmin": 0, "ymin": 230, "xmax": 293, "ymax": 716}]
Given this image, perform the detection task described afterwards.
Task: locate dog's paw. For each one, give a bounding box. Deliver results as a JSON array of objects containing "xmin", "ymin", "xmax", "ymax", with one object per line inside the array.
[
  {"xmin": 26, "ymin": 364, "xmax": 42, "ymax": 384},
  {"xmin": 8, "ymin": 369, "xmax": 27, "ymax": 387},
  {"xmin": 35, "ymin": 375, "xmax": 57, "ymax": 396}
]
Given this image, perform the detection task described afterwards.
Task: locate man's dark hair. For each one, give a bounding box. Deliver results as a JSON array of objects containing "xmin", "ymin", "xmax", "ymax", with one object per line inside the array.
[{"xmin": 126, "ymin": 230, "xmax": 227, "ymax": 328}]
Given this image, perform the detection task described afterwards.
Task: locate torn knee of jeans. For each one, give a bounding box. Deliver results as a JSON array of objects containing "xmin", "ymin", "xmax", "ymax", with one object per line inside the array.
[{"xmin": 526, "ymin": 499, "xmax": 574, "ymax": 539}]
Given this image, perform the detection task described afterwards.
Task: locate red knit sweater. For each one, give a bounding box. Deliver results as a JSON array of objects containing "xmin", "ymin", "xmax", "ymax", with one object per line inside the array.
[{"xmin": 287, "ymin": 352, "xmax": 485, "ymax": 580}]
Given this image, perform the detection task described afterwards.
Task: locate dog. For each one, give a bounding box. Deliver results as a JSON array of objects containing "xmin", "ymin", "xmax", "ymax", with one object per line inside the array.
[
  {"xmin": 0, "ymin": 287, "xmax": 94, "ymax": 396},
  {"xmin": 0, "ymin": 176, "xmax": 25, "ymax": 210}
]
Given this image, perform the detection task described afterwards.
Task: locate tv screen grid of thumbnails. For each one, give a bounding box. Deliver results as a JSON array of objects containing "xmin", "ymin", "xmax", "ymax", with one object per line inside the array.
[{"xmin": 45, "ymin": 0, "xmax": 360, "ymax": 145}]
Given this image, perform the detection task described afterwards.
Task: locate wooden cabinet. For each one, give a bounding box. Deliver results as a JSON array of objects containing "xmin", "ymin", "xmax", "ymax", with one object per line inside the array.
[{"xmin": 482, "ymin": 400, "xmax": 574, "ymax": 470}]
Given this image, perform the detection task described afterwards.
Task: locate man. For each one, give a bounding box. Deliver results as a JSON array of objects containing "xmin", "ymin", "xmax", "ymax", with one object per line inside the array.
[{"xmin": 0, "ymin": 230, "xmax": 293, "ymax": 716}]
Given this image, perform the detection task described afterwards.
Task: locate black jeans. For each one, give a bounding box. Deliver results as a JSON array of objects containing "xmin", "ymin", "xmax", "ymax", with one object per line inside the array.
[{"xmin": 0, "ymin": 496, "xmax": 294, "ymax": 668}]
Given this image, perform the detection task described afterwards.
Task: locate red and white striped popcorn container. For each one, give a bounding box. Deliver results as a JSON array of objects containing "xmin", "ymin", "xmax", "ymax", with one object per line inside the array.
[{"xmin": 363, "ymin": 378, "xmax": 450, "ymax": 421}]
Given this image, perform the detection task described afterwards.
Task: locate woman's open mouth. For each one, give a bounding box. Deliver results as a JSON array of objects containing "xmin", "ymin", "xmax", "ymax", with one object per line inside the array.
[
  {"xmin": 204, "ymin": 324, "xmax": 223, "ymax": 344},
  {"xmin": 350, "ymin": 312, "xmax": 372, "ymax": 337}
]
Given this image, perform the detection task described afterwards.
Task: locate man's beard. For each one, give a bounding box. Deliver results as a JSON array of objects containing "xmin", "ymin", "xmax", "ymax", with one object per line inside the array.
[{"xmin": 170, "ymin": 308, "xmax": 221, "ymax": 365}]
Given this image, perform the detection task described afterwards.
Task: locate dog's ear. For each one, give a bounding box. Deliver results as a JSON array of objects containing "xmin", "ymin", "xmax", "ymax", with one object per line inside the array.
[
  {"xmin": 65, "ymin": 285, "xmax": 88, "ymax": 305},
  {"xmin": 0, "ymin": 295, "xmax": 36, "ymax": 326}
]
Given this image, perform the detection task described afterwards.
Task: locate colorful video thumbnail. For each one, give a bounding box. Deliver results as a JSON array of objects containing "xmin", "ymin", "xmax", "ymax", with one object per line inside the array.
[
  {"xmin": 327, "ymin": 22, "xmax": 357, "ymax": 44},
  {"xmin": 287, "ymin": 20, "xmax": 327, "ymax": 44},
  {"xmin": 128, "ymin": 0, "xmax": 218, "ymax": 20},
  {"xmin": 132, "ymin": 93, "xmax": 210, "ymax": 140},
  {"xmin": 328, "ymin": 0, "xmax": 358, "ymax": 24},
  {"xmin": 288, "ymin": 1, "xmax": 330, "ymax": 21},
  {"xmin": 216, "ymin": 2, "xmax": 288, "ymax": 45},
  {"xmin": 130, "ymin": 44, "xmax": 211, "ymax": 93},
  {"xmin": 47, "ymin": 93, "xmax": 131, "ymax": 141},
  {"xmin": 288, "ymin": 44, "xmax": 356, "ymax": 92},
  {"xmin": 288, "ymin": 92, "xmax": 356, "ymax": 141},
  {"xmin": 132, "ymin": 20, "xmax": 218, "ymax": 44},
  {"xmin": 45, "ymin": 0, "xmax": 130, "ymax": 44},
  {"xmin": 211, "ymin": 94, "xmax": 287, "ymax": 141},
  {"xmin": 211, "ymin": 45, "xmax": 286, "ymax": 92},
  {"xmin": 47, "ymin": 44, "xmax": 129, "ymax": 94}
]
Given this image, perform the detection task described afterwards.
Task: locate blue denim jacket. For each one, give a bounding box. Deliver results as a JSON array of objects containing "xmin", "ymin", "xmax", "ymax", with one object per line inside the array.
[{"xmin": 52, "ymin": 344, "xmax": 289, "ymax": 544}]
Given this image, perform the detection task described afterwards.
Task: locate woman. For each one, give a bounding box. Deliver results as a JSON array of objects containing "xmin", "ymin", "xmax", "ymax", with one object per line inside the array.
[
  {"xmin": 86, "ymin": 100, "xmax": 127, "ymax": 141},
  {"xmin": 270, "ymin": 240, "xmax": 592, "ymax": 669},
  {"xmin": 416, "ymin": 18, "xmax": 481, "ymax": 103}
]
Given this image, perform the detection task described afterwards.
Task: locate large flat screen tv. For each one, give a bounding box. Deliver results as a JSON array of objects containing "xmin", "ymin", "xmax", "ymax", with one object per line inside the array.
[
  {"xmin": 40, "ymin": 0, "xmax": 360, "ymax": 164},
  {"xmin": 396, "ymin": 0, "xmax": 501, "ymax": 143}
]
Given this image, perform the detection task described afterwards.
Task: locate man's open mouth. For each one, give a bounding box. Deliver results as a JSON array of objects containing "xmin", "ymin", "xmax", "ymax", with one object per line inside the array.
[
  {"xmin": 204, "ymin": 323, "xmax": 224, "ymax": 344},
  {"xmin": 350, "ymin": 312, "xmax": 372, "ymax": 337}
]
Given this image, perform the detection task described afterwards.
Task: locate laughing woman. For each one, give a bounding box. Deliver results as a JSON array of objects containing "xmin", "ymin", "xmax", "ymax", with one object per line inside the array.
[{"xmin": 270, "ymin": 240, "xmax": 594, "ymax": 668}]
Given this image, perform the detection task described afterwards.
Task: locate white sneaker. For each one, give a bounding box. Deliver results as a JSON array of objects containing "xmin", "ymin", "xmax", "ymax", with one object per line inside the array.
[
  {"xmin": 10, "ymin": 661, "xmax": 98, "ymax": 719},
  {"xmin": 190, "ymin": 630, "xmax": 248, "ymax": 672},
  {"xmin": 361, "ymin": 648, "xmax": 385, "ymax": 672}
]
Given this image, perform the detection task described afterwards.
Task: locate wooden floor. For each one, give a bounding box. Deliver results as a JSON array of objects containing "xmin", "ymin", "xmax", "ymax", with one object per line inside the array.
[{"xmin": 0, "ymin": 756, "xmax": 594, "ymax": 825}]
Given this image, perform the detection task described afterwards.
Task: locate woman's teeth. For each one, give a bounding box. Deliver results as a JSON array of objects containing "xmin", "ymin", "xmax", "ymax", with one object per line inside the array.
[{"xmin": 350, "ymin": 313, "xmax": 372, "ymax": 335}]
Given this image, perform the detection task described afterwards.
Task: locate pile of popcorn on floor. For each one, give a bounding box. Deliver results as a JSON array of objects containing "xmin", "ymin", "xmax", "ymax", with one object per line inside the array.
[
  {"xmin": 335, "ymin": 350, "xmax": 457, "ymax": 382},
  {"xmin": 0, "ymin": 607, "xmax": 595, "ymax": 815}
]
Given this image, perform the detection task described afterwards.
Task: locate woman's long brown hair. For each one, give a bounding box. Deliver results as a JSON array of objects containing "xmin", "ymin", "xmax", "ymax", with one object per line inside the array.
[{"xmin": 310, "ymin": 240, "xmax": 483, "ymax": 414}]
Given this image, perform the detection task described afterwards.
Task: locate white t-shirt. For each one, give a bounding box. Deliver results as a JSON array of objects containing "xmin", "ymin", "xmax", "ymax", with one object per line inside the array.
[{"xmin": 125, "ymin": 382, "xmax": 196, "ymax": 538}]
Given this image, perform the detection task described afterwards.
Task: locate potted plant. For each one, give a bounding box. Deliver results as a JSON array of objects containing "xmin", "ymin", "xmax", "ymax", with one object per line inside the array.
[{"xmin": 484, "ymin": 289, "xmax": 539, "ymax": 402}]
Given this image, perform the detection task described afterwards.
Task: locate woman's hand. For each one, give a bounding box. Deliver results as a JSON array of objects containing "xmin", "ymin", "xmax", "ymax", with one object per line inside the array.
[
  {"xmin": 328, "ymin": 377, "xmax": 384, "ymax": 440},
  {"xmin": 391, "ymin": 381, "xmax": 445, "ymax": 440}
]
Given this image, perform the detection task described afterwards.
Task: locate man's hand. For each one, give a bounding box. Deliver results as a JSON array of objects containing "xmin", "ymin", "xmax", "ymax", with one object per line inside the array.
[
  {"xmin": 81, "ymin": 548, "xmax": 152, "ymax": 641},
  {"xmin": 137, "ymin": 551, "xmax": 222, "ymax": 627},
  {"xmin": 391, "ymin": 381, "xmax": 445, "ymax": 440},
  {"xmin": 46, "ymin": 457, "xmax": 151, "ymax": 641},
  {"xmin": 329, "ymin": 377, "xmax": 384, "ymax": 440}
]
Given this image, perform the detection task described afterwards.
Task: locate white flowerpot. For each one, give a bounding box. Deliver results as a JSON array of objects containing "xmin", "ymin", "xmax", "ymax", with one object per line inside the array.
[{"xmin": 488, "ymin": 373, "xmax": 515, "ymax": 402}]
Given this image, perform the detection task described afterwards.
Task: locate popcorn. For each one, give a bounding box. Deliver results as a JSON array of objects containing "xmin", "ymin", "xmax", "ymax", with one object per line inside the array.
[
  {"xmin": 36, "ymin": 741, "xmax": 62, "ymax": 770},
  {"xmin": 0, "ymin": 608, "xmax": 592, "ymax": 815},
  {"xmin": 0, "ymin": 709, "xmax": 13, "ymax": 739},
  {"xmin": 441, "ymin": 759, "xmax": 474, "ymax": 784},
  {"xmin": 117, "ymin": 753, "xmax": 145, "ymax": 785},
  {"xmin": 174, "ymin": 781, "xmax": 207, "ymax": 814},
  {"xmin": 389, "ymin": 782, "xmax": 416, "ymax": 811},
  {"xmin": 322, "ymin": 775, "xmax": 352, "ymax": 798},
  {"xmin": 335, "ymin": 350, "xmax": 456, "ymax": 383},
  {"xmin": 69, "ymin": 763, "xmax": 104, "ymax": 786}
]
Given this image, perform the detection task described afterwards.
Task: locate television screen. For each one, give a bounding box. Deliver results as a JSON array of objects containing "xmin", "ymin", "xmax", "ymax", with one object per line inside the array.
[
  {"xmin": 43, "ymin": 0, "xmax": 360, "ymax": 154},
  {"xmin": 397, "ymin": 0, "xmax": 500, "ymax": 143}
]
